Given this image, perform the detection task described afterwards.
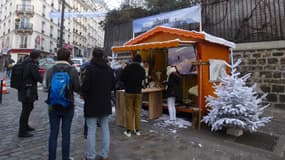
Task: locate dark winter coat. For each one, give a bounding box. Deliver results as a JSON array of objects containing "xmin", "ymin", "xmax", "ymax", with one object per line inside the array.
[
  {"xmin": 81, "ymin": 58, "xmax": 115, "ymax": 117},
  {"xmin": 5, "ymin": 58, "xmax": 15, "ymax": 69},
  {"xmin": 45, "ymin": 61, "xmax": 80, "ymax": 110},
  {"xmin": 166, "ymin": 72, "xmax": 180, "ymax": 98},
  {"xmin": 120, "ymin": 62, "xmax": 145, "ymax": 94},
  {"xmin": 114, "ymin": 67, "xmax": 125, "ymax": 90},
  {"xmin": 18, "ymin": 57, "xmax": 42, "ymax": 103}
]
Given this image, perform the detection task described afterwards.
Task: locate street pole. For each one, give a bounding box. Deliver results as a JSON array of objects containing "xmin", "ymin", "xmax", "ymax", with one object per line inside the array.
[
  {"xmin": 0, "ymin": 80, "xmax": 2, "ymax": 104},
  {"xmin": 59, "ymin": 0, "xmax": 65, "ymax": 49}
]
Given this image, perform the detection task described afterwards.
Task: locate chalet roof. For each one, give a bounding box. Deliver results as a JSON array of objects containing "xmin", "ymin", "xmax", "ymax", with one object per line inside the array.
[
  {"xmin": 112, "ymin": 39, "xmax": 196, "ymax": 53},
  {"xmin": 124, "ymin": 26, "xmax": 235, "ymax": 48}
]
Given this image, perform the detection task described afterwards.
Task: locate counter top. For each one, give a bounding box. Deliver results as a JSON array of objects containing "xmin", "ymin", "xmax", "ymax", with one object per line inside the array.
[{"xmin": 117, "ymin": 87, "xmax": 164, "ymax": 93}]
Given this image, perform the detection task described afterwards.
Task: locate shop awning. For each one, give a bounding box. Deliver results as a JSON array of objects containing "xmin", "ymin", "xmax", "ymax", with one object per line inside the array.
[{"xmin": 112, "ymin": 39, "xmax": 196, "ymax": 53}]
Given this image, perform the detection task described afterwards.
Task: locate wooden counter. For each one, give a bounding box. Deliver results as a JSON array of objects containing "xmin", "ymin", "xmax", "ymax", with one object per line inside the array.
[{"xmin": 115, "ymin": 88, "xmax": 164, "ymax": 127}]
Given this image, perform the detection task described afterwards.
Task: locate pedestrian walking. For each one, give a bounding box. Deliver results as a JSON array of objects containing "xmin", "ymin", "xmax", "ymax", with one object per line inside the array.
[
  {"xmin": 165, "ymin": 66, "xmax": 180, "ymax": 123},
  {"xmin": 81, "ymin": 48, "xmax": 115, "ymax": 160},
  {"xmin": 17, "ymin": 50, "xmax": 42, "ymax": 137},
  {"xmin": 45, "ymin": 48, "xmax": 80, "ymax": 160},
  {"xmin": 5, "ymin": 54, "xmax": 15, "ymax": 78},
  {"xmin": 120, "ymin": 54, "xmax": 145, "ymax": 137}
]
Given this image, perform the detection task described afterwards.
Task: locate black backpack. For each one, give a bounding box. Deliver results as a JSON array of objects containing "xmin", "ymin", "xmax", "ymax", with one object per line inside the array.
[{"xmin": 10, "ymin": 62, "xmax": 25, "ymax": 89}]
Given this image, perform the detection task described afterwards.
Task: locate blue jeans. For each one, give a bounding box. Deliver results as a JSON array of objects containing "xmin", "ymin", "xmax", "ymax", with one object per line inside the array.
[
  {"xmin": 86, "ymin": 116, "xmax": 110, "ymax": 159},
  {"xmin": 6, "ymin": 69, "xmax": 11, "ymax": 78},
  {"xmin": 48, "ymin": 109, "xmax": 74, "ymax": 160}
]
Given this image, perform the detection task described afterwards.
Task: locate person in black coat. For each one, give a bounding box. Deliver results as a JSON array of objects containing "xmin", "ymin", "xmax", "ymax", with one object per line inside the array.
[
  {"xmin": 5, "ymin": 54, "xmax": 15, "ymax": 78},
  {"xmin": 165, "ymin": 66, "xmax": 180, "ymax": 123},
  {"xmin": 120, "ymin": 54, "xmax": 145, "ymax": 137},
  {"xmin": 18, "ymin": 50, "xmax": 42, "ymax": 137},
  {"xmin": 81, "ymin": 48, "xmax": 115, "ymax": 160}
]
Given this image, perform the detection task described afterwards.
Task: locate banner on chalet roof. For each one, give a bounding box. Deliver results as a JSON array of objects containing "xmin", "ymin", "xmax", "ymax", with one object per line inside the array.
[{"xmin": 133, "ymin": 4, "xmax": 201, "ymax": 34}]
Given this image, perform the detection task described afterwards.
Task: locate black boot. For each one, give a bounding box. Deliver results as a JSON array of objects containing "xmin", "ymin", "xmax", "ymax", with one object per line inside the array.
[
  {"xmin": 18, "ymin": 132, "xmax": 33, "ymax": 138},
  {"xmin": 27, "ymin": 125, "xmax": 35, "ymax": 131}
]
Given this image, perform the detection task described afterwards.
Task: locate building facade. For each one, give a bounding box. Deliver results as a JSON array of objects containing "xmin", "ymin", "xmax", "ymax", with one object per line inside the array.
[{"xmin": 0, "ymin": 0, "xmax": 106, "ymax": 59}]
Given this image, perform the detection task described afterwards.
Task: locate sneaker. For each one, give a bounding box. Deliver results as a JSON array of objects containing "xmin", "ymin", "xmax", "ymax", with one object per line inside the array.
[
  {"xmin": 81, "ymin": 157, "xmax": 90, "ymax": 160},
  {"xmin": 134, "ymin": 130, "xmax": 141, "ymax": 136},
  {"xmin": 69, "ymin": 157, "xmax": 74, "ymax": 160},
  {"xmin": 164, "ymin": 120, "xmax": 172, "ymax": 123},
  {"xmin": 123, "ymin": 130, "xmax": 131, "ymax": 137}
]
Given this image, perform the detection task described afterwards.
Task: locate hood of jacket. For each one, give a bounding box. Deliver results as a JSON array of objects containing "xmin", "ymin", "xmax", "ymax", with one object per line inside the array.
[
  {"xmin": 90, "ymin": 58, "xmax": 109, "ymax": 69},
  {"xmin": 24, "ymin": 57, "xmax": 38, "ymax": 65}
]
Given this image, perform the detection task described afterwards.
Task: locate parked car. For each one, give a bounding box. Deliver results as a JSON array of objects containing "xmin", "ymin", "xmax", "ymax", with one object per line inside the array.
[
  {"xmin": 39, "ymin": 57, "xmax": 55, "ymax": 79},
  {"xmin": 71, "ymin": 57, "xmax": 88, "ymax": 72},
  {"xmin": 39, "ymin": 58, "xmax": 55, "ymax": 91}
]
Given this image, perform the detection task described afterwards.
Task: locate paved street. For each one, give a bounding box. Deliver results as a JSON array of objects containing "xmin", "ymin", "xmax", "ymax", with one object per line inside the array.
[{"xmin": 0, "ymin": 87, "xmax": 284, "ymax": 160}]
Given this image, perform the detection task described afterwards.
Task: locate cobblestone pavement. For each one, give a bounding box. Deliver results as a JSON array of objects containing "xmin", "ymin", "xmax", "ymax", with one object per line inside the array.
[{"xmin": 0, "ymin": 88, "xmax": 284, "ymax": 160}]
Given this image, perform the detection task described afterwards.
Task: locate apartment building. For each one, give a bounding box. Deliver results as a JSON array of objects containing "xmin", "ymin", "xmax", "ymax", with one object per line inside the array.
[{"xmin": 0, "ymin": 0, "xmax": 106, "ymax": 59}]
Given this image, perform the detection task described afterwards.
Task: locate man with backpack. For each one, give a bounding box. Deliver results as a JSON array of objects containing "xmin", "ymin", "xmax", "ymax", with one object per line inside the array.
[
  {"xmin": 45, "ymin": 48, "xmax": 80, "ymax": 160},
  {"xmin": 81, "ymin": 48, "xmax": 115, "ymax": 160},
  {"xmin": 13, "ymin": 50, "xmax": 42, "ymax": 138}
]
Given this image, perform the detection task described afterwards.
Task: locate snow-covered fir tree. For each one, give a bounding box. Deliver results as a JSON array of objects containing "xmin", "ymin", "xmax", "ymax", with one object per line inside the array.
[{"xmin": 202, "ymin": 59, "xmax": 271, "ymax": 132}]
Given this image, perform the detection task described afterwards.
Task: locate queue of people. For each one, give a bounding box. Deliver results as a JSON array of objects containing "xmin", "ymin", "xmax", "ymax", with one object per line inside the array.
[{"xmin": 12, "ymin": 47, "xmax": 179, "ymax": 160}]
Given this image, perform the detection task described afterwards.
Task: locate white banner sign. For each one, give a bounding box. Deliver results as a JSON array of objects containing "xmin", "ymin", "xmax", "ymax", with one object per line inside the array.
[
  {"xmin": 133, "ymin": 5, "xmax": 201, "ymax": 33},
  {"xmin": 49, "ymin": 12, "xmax": 106, "ymax": 19}
]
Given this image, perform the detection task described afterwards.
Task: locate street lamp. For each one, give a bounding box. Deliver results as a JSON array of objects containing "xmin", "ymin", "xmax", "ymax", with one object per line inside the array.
[{"xmin": 59, "ymin": 0, "xmax": 65, "ymax": 49}]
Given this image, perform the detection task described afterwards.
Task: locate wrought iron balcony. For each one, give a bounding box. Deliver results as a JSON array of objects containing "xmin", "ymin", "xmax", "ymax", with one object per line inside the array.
[
  {"xmin": 15, "ymin": 23, "xmax": 33, "ymax": 33},
  {"xmin": 16, "ymin": 4, "xmax": 34, "ymax": 15}
]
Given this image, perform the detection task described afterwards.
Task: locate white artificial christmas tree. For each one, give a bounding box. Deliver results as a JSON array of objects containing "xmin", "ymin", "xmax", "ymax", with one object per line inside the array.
[{"xmin": 202, "ymin": 59, "xmax": 271, "ymax": 132}]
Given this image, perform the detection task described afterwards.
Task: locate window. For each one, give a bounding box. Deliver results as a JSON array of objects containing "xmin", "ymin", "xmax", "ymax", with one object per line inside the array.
[
  {"xmin": 42, "ymin": 21, "xmax": 45, "ymax": 33},
  {"xmin": 20, "ymin": 36, "xmax": 28, "ymax": 48},
  {"xmin": 42, "ymin": 5, "xmax": 46, "ymax": 17},
  {"xmin": 50, "ymin": 25, "xmax": 53, "ymax": 37},
  {"xmin": 41, "ymin": 38, "xmax": 45, "ymax": 50},
  {"xmin": 50, "ymin": 41, "xmax": 53, "ymax": 50},
  {"xmin": 20, "ymin": 17, "xmax": 30, "ymax": 28}
]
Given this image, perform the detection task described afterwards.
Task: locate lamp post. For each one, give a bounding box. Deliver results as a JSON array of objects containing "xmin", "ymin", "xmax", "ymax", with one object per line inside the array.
[{"xmin": 59, "ymin": 0, "xmax": 65, "ymax": 49}]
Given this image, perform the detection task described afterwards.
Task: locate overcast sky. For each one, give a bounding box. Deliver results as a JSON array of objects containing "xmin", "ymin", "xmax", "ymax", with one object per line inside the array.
[{"xmin": 104, "ymin": 0, "xmax": 123, "ymax": 10}]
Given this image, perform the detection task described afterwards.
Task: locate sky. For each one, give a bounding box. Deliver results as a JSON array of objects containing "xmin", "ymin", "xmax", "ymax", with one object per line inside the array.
[{"xmin": 104, "ymin": 0, "xmax": 123, "ymax": 10}]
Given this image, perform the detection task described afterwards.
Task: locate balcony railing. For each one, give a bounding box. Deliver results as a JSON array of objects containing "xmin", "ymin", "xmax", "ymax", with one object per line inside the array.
[
  {"xmin": 16, "ymin": 5, "xmax": 34, "ymax": 15},
  {"xmin": 15, "ymin": 23, "xmax": 33, "ymax": 33}
]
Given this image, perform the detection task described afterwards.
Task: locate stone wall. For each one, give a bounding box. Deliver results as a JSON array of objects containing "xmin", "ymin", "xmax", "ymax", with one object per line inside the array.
[{"xmin": 233, "ymin": 40, "xmax": 285, "ymax": 119}]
